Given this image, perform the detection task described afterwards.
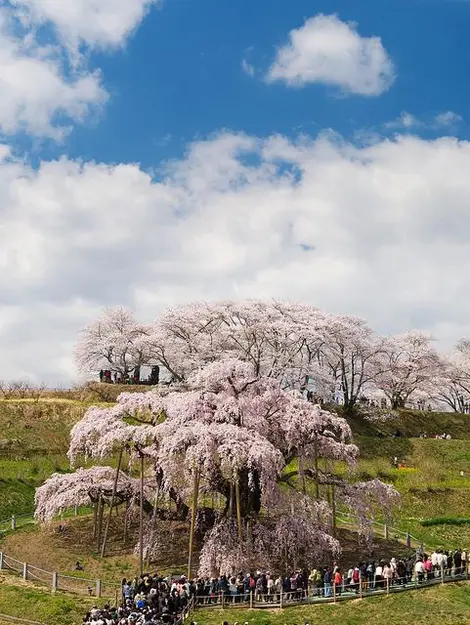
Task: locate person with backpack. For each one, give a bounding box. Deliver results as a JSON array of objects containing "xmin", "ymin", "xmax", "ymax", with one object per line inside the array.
[
  {"xmin": 352, "ymin": 566, "xmax": 360, "ymax": 593},
  {"xmin": 323, "ymin": 567, "xmax": 332, "ymax": 598}
]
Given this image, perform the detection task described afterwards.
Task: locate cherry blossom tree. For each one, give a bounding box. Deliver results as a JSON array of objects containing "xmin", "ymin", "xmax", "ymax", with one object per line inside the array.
[
  {"xmin": 321, "ymin": 314, "xmax": 384, "ymax": 412},
  {"xmin": 372, "ymin": 332, "xmax": 443, "ymax": 409},
  {"xmin": 144, "ymin": 300, "xmax": 326, "ymax": 386},
  {"xmin": 37, "ymin": 350, "xmax": 399, "ymax": 576},
  {"xmin": 75, "ymin": 300, "xmax": 396, "ymax": 413},
  {"xmin": 435, "ymin": 340, "xmax": 470, "ymax": 412},
  {"xmin": 75, "ymin": 308, "xmax": 152, "ymax": 379},
  {"xmin": 34, "ymin": 466, "xmax": 146, "ymax": 523}
]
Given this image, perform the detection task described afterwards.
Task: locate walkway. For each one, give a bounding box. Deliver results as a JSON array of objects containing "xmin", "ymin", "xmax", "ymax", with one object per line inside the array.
[{"xmin": 194, "ymin": 571, "xmax": 470, "ymax": 611}]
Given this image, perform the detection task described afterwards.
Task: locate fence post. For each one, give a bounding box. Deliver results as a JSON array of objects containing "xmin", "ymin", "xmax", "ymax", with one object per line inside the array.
[
  {"xmin": 280, "ymin": 587, "xmax": 283, "ymax": 608},
  {"xmin": 74, "ymin": 504, "xmax": 78, "ymax": 516},
  {"xmin": 23, "ymin": 562, "xmax": 28, "ymax": 581},
  {"xmin": 52, "ymin": 572, "xmax": 58, "ymax": 593},
  {"xmin": 221, "ymin": 591, "xmax": 225, "ymax": 609},
  {"xmin": 11, "ymin": 515, "xmax": 16, "ymax": 531},
  {"xmin": 333, "ymin": 583, "xmax": 336, "ymax": 603},
  {"xmin": 359, "ymin": 573, "xmax": 363, "ymax": 599},
  {"xmin": 96, "ymin": 579, "xmax": 102, "ymax": 598},
  {"xmin": 0, "ymin": 552, "xmax": 3, "ymax": 570},
  {"xmin": 249, "ymin": 591, "xmax": 253, "ymax": 609},
  {"xmin": 384, "ymin": 524, "xmax": 389, "ymax": 540},
  {"xmin": 386, "ymin": 577, "xmax": 390, "ymax": 595},
  {"xmin": 441, "ymin": 566, "xmax": 445, "ymax": 585}
]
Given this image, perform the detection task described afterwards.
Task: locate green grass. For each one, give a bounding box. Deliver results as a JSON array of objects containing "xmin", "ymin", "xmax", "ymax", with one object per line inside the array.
[
  {"xmin": 196, "ymin": 582, "xmax": 470, "ymax": 625},
  {"xmin": 0, "ymin": 579, "xmax": 96, "ymax": 625},
  {"xmin": 421, "ymin": 517, "xmax": 470, "ymax": 526}
]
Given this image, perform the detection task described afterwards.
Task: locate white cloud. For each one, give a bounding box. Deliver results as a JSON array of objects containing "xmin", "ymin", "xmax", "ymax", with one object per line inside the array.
[
  {"xmin": 10, "ymin": 0, "xmax": 159, "ymax": 49},
  {"xmin": 4, "ymin": 131, "xmax": 470, "ymax": 381},
  {"xmin": 435, "ymin": 111, "xmax": 462, "ymax": 127},
  {"xmin": 0, "ymin": 8, "xmax": 106, "ymax": 138},
  {"xmin": 386, "ymin": 110, "xmax": 463, "ymax": 132},
  {"xmin": 267, "ymin": 14, "xmax": 395, "ymax": 96},
  {"xmin": 0, "ymin": 0, "xmax": 156, "ymax": 139},
  {"xmin": 385, "ymin": 112, "xmax": 421, "ymax": 130},
  {"xmin": 241, "ymin": 58, "xmax": 255, "ymax": 77},
  {"xmin": 0, "ymin": 145, "xmax": 12, "ymax": 161}
]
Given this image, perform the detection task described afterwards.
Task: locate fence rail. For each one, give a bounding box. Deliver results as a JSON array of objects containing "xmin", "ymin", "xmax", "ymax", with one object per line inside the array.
[
  {"xmin": 193, "ymin": 569, "xmax": 470, "ymax": 611},
  {"xmin": 0, "ymin": 551, "xmax": 121, "ymax": 600},
  {"xmin": 0, "ymin": 614, "xmax": 42, "ymax": 625},
  {"xmin": 335, "ymin": 511, "xmax": 425, "ymax": 551},
  {"xmin": 0, "ymin": 507, "xmax": 426, "ymax": 607},
  {"xmin": 0, "ymin": 508, "xmax": 426, "ymax": 550}
]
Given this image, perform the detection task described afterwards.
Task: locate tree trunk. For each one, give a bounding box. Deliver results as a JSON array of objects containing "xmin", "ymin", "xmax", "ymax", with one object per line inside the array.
[
  {"xmin": 313, "ymin": 438, "xmax": 320, "ymax": 500},
  {"xmin": 187, "ymin": 467, "xmax": 201, "ymax": 579},
  {"xmin": 92, "ymin": 501, "xmax": 98, "ymax": 540},
  {"xmin": 123, "ymin": 500, "xmax": 130, "ymax": 544},
  {"xmin": 145, "ymin": 484, "xmax": 160, "ymax": 570},
  {"xmin": 229, "ymin": 481, "xmax": 234, "ymax": 516},
  {"xmin": 331, "ymin": 482, "xmax": 337, "ymax": 537},
  {"xmin": 235, "ymin": 477, "xmax": 243, "ymax": 544},
  {"xmin": 101, "ymin": 447, "xmax": 123, "ymax": 558},
  {"xmin": 139, "ymin": 454, "xmax": 145, "ymax": 576},
  {"xmin": 298, "ymin": 454, "xmax": 306, "ymax": 495}
]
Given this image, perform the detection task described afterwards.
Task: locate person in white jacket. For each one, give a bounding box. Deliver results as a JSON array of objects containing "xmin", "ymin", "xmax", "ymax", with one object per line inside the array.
[{"xmin": 415, "ymin": 559, "xmax": 425, "ymax": 583}]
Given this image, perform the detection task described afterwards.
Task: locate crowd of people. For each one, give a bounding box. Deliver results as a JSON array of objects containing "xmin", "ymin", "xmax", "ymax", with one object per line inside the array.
[
  {"xmin": 193, "ymin": 548, "xmax": 469, "ymax": 604},
  {"xmin": 83, "ymin": 547, "xmax": 469, "ymax": 623},
  {"xmin": 83, "ymin": 573, "xmax": 192, "ymax": 625}
]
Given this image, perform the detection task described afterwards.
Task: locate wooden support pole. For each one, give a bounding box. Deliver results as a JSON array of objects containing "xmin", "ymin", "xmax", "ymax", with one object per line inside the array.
[
  {"xmin": 101, "ymin": 447, "xmax": 124, "ymax": 558},
  {"xmin": 139, "ymin": 453, "xmax": 145, "ymax": 576},
  {"xmin": 187, "ymin": 466, "xmax": 200, "ymax": 579},
  {"xmin": 313, "ymin": 439, "xmax": 320, "ymax": 500},
  {"xmin": 96, "ymin": 495, "xmax": 104, "ymax": 552}
]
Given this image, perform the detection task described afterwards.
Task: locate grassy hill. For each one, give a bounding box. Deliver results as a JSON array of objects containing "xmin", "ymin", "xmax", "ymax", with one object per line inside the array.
[
  {"xmin": 0, "ymin": 384, "xmax": 148, "ymax": 518},
  {"xmin": 1, "ymin": 394, "xmax": 470, "ymax": 584},
  {"xmin": 0, "ymin": 573, "xmax": 95, "ymax": 625},
  {"xmin": 0, "ymin": 393, "xmax": 470, "ymax": 622},
  {"xmin": 1, "ymin": 392, "xmax": 470, "ymax": 545}
]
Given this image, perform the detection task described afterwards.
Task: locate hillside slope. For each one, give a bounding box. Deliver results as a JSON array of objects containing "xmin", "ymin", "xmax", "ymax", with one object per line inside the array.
[{"xmin": 1, "ymin": 394, "xmax": 469, "ymax": 549}]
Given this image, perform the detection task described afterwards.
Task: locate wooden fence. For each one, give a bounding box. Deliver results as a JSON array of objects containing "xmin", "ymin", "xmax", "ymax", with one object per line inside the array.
[{"xmin": 0, "ymin": 551, "xmax": 121, "ymax": 601}]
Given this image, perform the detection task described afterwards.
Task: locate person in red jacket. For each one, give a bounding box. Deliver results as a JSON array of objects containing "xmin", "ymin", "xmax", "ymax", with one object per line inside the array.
[{"xmin": 334, "ymin": 569, "xmax": 343, "ymax": 596}]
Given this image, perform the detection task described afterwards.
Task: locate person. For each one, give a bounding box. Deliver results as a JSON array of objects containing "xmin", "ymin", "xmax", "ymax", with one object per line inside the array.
[
  {"xmin": 323, "ymin": 567, "xmax": 332, "ymax": 598},
  {"xmin": 351, "ymin": 566, "xmax": 360, "ymax": 593},
  {"xmin": 415, "ymin": 559, "xmax": 425, "ymax": 583},
  {"xmin": 333, "ymin": 568, "xmax": 342, "ymax": 596},
  {"xmin": 75, "ymin": 561, "xmax": 84, "ymax": 571},
  {"xmin": 375, "ymin": 562, "xmax": 383, "ymax": 589},
  {"xmin": 383, "ymin": 562, "xmax": 393, "ymax": 588}
]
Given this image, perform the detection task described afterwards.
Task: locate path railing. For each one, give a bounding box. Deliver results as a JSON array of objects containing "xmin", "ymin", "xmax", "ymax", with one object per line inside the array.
[
  {"xmin": 0, "ymin": 614, "xmax": 42, "ymax": 625},
  {"xmin": 0, "ymin": 506, "xmax": 90, "ymax": 536},
  {"xmin": 193, "ymin": 568, "xmax": 470, "ymax": 610},
  {"xmin": 0, "ymin": 508, "xmax": 426, "ymax": 551},
  {"xmin": 0, "ymin": 507, "xmax": 426, "ymax": 608},
  {"xmin": 0, "ymin": 551, "xmax": 121, "ymax": 601},
  {"xmin": 335, "ymin": 511, "xmax": 425, "ymax": 551}
]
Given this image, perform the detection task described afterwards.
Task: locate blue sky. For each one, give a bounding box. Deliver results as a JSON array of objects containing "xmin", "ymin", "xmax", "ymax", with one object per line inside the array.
[
  {"xmin": 5, "ymin": 0, "xmax": 470, "ymax": 163},
  {"xmin": 60, "ymin": 0, "xmax": 470, "ymax": 167},
  {"xmin": 2, "ymin": 0, "xmax": 470, "ymax": 382}
]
